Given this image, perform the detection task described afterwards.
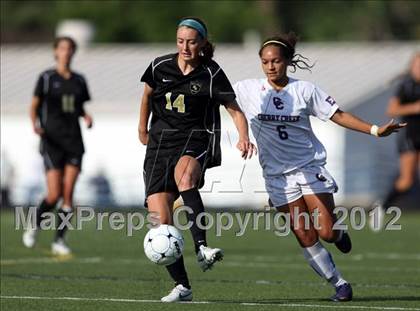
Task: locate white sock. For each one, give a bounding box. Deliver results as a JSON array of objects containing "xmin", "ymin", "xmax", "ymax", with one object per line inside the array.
[
  {"xmin": 61, "ymin": 204, "xmax": 73, "ymax": 213},
  {"xmin": 303, "ymin": 241, "xmax": 347, "ymax": 288}
]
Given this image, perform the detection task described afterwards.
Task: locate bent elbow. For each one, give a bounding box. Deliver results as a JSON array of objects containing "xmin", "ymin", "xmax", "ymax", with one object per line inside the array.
[{"xmin": 386, "ymin": 107, "xmax": 398, "ymax": 118}]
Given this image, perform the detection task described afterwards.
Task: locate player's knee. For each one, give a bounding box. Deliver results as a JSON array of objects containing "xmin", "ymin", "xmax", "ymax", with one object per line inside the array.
[{"xmin": 177, "ymin": 174, "xmax": 198, "ymax": 192}]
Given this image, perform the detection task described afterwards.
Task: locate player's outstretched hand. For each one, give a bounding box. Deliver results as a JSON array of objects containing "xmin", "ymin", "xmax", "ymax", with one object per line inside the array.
[
  {"xmin": 84, "ymin": 114, "xmax": 93, "ymax": 129},
  {"xmin": 378, "ymin": 119, "xmax": 407, "ymax": 137},
  {"xmin": 237, "ymin": 139, "xmax": 257, "ymax": 159}
]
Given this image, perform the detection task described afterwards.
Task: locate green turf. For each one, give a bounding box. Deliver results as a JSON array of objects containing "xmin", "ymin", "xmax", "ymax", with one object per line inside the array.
[{"xmin": 1, "ymin": 208, "xmax": 420, "ymax": 311}]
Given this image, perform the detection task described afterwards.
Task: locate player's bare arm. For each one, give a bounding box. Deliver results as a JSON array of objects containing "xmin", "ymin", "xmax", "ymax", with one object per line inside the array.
[
  {"xmin": 29, "ymin": 96, "xmax": 44, "ymax": 135},
  {"xmin": 225, "ymin": 101, "xmax": 257, "ymax": 159},
  {"xmin": 387, "ymin": 97, "xmax": 420, "ymax": 117},
  {"xmin": 331, "ymin": 108, "xmax": 406, "ymax": 137},
  {"xmin": 138, "ymin": 83, "xmax": 153, "ymax": 145}
]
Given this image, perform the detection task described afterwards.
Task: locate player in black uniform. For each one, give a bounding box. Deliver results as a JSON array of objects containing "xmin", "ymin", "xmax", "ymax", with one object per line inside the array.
[
  {"xmin": 23, "ymin": 37, "xmax": 93, "ymax": 256},
  {"xmin": 138, "ymin": 17, "xmax": 256, "ymax": 302},
  {"xmin": 383, "ymin": 53, "xmax": 420, "ymax": 209}
]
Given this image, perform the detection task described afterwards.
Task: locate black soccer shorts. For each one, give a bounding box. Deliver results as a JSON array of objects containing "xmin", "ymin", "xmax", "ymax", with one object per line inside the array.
[
  {"xmin": 40, "ymin": 137, "xmax": 83, "ymax": 170},
  {"xmin": 397, "ymin": 127, "xmax": 420, "ymax": 154},
  {"xmin": 143, "ymin": 138, "xmax": 209, "ymax": 199}
]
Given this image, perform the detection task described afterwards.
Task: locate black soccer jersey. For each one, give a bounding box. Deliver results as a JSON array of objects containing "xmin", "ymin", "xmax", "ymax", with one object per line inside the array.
[
  {"xmin": 34, "ymin": 69, "xmax": 90, "ymax": 154},
  {"xmin": 395, "ymin": 75, "xmax": 420, "ymax": 138},
  {"xmin": 140, "ymin": 53, "xmax": 236, "ymax": 168}
]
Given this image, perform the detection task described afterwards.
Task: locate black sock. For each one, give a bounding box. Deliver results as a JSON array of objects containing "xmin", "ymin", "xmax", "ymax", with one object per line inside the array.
[
  {"xmin": 383, "ymin": 188, "xmax": 406, "ymax": 210},
  {"xmin": 180, "ymin": 188, "xmax": 207, "ymax": 253},
  {"xmin": 165, "ymin": 256, "xmax": 190, "ymax": 289},
  {"xmin": 36, "ymin": 199, "xmax": 56, "ymax": 228},
  {"xmin": 55, "ymin": 207, "xmax": 73, "ymax": 241}
]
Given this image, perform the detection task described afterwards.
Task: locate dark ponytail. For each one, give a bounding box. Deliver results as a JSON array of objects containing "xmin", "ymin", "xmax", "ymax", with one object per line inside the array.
[
  {"xmin": 199, "ymin": 40, "xmax": 215, "ymax": 64},
  {"xmin": 259, "ymin": 32, "xmax": 313, "ymax": 72}
]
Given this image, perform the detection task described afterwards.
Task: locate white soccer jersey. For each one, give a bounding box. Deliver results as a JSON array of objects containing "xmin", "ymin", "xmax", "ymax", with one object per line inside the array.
[{"xmin": 234, "ymin": 78, "xmax": 339, "ymax": 177}]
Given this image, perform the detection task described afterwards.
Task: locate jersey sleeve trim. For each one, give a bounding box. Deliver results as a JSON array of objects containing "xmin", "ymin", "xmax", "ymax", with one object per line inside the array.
[
  {"xmin": 36, "ymin": 69, "xmax": 55, "ymax": 97},
  {"xmin": 152, "ymin": 57, "xmax": 173, "ymax": 80},
  {"xmin": 204, "ymin": 64, "xmax": 225, "ymax": 99},
  {"xmin": 308, "ymin": 83, "xmax": 340, "ymax": 122},
  {"xmin": 42, "ymin": 72, "xmax": 51, "ymax": 95},
  {"xmin": 211, "ymin": 67, "xmax": 221, "ymax": 78},
  {"xmin": 326, "ymin": 103, "xmax": 339, "ymax": 120},
  {"xmin": 205, "ymin": 67, "xmax": 214, "ymax": 98}
]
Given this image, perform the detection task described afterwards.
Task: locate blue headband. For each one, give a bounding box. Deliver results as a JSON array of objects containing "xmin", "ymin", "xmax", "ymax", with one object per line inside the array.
[{"xmin": 178, "ymin": 19, "xmax": 207, "ymax": 39}]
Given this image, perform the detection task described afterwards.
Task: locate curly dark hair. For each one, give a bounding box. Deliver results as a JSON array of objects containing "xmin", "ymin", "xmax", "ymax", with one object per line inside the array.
[{"xmin": 259, "ymin": 32, "xmax": 313, "ymax": 72}]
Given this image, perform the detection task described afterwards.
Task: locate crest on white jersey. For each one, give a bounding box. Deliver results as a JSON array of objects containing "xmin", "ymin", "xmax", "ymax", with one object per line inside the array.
[{"xmin": 273, "ymin": 97, "xmax": 284, "ymax": 110}]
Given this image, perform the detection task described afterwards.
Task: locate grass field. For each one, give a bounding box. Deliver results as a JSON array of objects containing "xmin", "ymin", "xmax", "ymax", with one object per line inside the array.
[{"xmin": 1, "ymin": 208, "xmax": 420, "ymax": 311}]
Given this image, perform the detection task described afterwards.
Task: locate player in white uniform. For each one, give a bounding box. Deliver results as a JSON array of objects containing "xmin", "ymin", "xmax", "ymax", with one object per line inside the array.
[{"xmin": 234, "ymin": 33, "xmax": 405, "ymax": 302}]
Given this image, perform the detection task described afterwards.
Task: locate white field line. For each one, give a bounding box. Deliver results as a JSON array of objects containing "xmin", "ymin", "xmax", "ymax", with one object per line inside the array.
[
  {"xmin": 0, "ymin": 257, "xmax": 102, "ymax": 265},
  {"xmin": 1, "ymin": 295, "xmax": 420, "ymax": 310}
]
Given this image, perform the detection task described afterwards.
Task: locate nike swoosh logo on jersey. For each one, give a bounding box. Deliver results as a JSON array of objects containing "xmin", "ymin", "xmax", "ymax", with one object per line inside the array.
[{"xmin": 162, "ymin": 78, "xmax": 172, "ymax": 82}]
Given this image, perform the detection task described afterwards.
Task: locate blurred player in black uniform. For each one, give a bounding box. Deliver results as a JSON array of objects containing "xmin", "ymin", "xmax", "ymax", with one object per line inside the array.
[
  {"xmin": 138, "ymin": 17, "xmax": 255, "ymax": 302},
  {"xmin": 384, "ymin": 53, "xmax": 420, "ymax": 209},
  {"xmin": 23, "ymin": 37, "xmax": 93, "ymax": 255}
]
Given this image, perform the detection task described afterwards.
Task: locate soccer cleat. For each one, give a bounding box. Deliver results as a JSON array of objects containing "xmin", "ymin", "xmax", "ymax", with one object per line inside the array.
[
  {"xmin": 161, "ymin": 284, "xmax": 193, "ymax": 302},
  {"xmin": 335, "ymin": 231, "xmax": 352, "ymax": 254},
  {"xmin": 51, "ymin": 239, "xmax": 72, "ymax": 256},
  {"xmin": 197, "ymin": 245, "xmax": 224, "ymax": 271},
  {"xmin": 22, "ymin": 227, "xmax": 37, "ymax": 248},
  {"xmin": 330, "ymin": 283, "xmax": 353, "ymax": 302}
]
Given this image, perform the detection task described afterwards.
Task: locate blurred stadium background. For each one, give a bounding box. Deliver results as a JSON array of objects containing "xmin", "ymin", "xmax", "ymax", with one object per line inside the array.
[
  {"xmin": 2, "ymin": 2, "xmax": 420, "ymax": 311},
  {"xmin": 1, "ymin": 0, "xmax": 419, "ymax": 209}
]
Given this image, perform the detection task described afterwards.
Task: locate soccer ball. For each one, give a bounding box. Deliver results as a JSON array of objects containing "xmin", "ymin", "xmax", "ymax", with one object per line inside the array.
[{"xmin": 143, "ymin": 224, "xmax": 184, "ymax": 266}]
